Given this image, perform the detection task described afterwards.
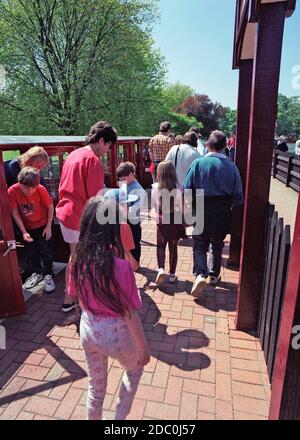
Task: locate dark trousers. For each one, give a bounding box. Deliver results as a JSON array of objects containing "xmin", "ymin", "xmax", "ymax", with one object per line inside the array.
[
  {"xmin": 156, "ymin": 227, "xmax": 178, "ymax": 274},
  {"xmin": 129, "ymin": 222, "xmax": 142, "ymax": 263},
  {"xmin": 193, "ymin": 232, "xmax": 226, "ymax": 278},
  {"xmin": 25, "ymin": 226, "xmax": 53, "ymax": 276}
]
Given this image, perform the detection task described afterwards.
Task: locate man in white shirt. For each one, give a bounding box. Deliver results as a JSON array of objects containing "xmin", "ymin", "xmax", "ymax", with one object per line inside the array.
[{"xmin": 165, "ymin": 131, "xmax": 200, "ymax": 186}]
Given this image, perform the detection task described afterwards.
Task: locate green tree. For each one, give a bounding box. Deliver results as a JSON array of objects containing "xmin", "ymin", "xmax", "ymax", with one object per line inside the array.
[
  {"xmin": 168, "ymin": 112, "xmax": 203, "ymax": 135},
  {"xmin": 174, "ymin": 94, "xmax": 227, "ymax": 138},
  {"xmin": 162, "ymin": 82, "xmax": 194, "ymax": 111},
  {"xmin": 219, "ymin": 108, "xmax": 237, "ymax": 136},
  {"xmin": 277, "ymin": 94, "xmax": 300, "ymax": 136},
  {"xmin": 0, "ymin": 0, "xmax": 166, "ymax": 136}
]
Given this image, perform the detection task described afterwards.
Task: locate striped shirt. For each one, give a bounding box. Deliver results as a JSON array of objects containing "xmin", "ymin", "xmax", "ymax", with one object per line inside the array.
[{"xmin": 149, "ymin": 133, "xmax": 173, "ymax": 162}]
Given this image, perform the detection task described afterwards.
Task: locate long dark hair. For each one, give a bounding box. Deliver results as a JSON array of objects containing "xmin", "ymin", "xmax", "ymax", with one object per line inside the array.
[
  {"xmin": 71, "ymin": 196, "xmax": 129, "ymax": 315},
  {"xmin": 157, "ymin": 160, "xmax": 179, "ymax": 214}
]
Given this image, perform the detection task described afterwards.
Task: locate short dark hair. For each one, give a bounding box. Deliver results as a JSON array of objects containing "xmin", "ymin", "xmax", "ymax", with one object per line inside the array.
[
  {"xmin": 18, "ymin": 166, "xmax": 41, "ymax": 187},
  {"xmin": 207, "ymin": 130, "xmax": 227, "ymax": 151},
  {"xmin": 159, "ymin": 121, "xmax": 171, "ymax": 133},
  {"xmin": 116, "ymin": 161, "xmax": 136, "ymax": 179},
  {"xmin": 189, "ymin": 126, "xmax": 200, "ymax": 135},
  {"xmin": 85, "ymin": 121, "xmax": 118, "ymax": 146},
  {"xmin": 182, "ymin": 131, "xmax": 198, "ymax": 148}
]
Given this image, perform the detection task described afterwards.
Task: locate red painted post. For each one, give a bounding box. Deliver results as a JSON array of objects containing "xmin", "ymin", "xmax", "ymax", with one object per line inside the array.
[
  {"xmin": 229, "ymin": 59, "xmax": 253, "ymax": 267},
  {"xmin": 236, "ymin": 2, "xmax": 287, "ymax": 330},
  {"xmin": 269, "ymin": 192, "xmax": 300, "ymax": 419},
  {"xmin": 0, "ymin": 152, "xmax": 26, "ymax": 318},
  {"xmin": 128, "ymin": 142, "xmax": 135, "ymax": 163}
]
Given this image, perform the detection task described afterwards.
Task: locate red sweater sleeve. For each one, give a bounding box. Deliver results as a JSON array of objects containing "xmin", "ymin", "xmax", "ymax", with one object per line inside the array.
[{"xmin": 86, "ymin": 156, "xmax": 104, "ymax": 198}]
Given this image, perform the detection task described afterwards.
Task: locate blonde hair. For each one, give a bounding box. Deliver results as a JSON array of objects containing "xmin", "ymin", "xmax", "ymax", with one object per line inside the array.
[{"xmin": 19, "ymin": 146, "xmax": 48, "ymax": 168}]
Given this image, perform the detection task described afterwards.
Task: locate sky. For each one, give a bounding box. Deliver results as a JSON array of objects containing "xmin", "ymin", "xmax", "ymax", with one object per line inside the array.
[{"xmin": 152, "ymin": 0, "xmax": 300, "ymax": 108}]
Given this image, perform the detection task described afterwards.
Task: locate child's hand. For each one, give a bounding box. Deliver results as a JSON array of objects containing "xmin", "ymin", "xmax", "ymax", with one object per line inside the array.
[
  {"xmin": 43, "ymin": 226, "xmax": 52, "ymax": 241},
  {"xmin": 137, "ymin": 349, "xmax": 151, "ymax": 367},
  {"xmin": 23, "ymin": 232, "xmax": 33, "ymax": 242}
]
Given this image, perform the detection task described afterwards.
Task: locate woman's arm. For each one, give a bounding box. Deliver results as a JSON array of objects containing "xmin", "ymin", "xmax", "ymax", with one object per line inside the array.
[{"xmin": 124, "ymin": 309, "xmax": 150, "ymax": 367}]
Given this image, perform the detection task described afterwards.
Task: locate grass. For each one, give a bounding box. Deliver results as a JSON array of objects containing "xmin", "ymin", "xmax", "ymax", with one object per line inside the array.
[{"xmin": 3, "ymin": 151, "xmax": 19, "ymax": 161}]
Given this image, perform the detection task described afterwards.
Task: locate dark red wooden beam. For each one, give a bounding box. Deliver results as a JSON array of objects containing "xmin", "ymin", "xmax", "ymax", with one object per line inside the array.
[
  {"xmin": 236, "ymin": 1, "xmax": 287, "ymax": 330},
  {"xmin": 269, "ymin": 192, "xmax": 300, "ymax": 419},
  {"xmin": 229, "ymin": 59, "xmax": 253, "ymax": 267}
]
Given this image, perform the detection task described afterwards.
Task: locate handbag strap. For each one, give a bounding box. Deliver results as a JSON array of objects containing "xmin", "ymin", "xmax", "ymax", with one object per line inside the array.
[{"xmin": 175, "ymin": 146, "xmax": 180, "ymax": 168}]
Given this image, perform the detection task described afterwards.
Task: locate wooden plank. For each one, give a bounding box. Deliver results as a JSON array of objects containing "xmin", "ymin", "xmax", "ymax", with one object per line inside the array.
[
  {"xmin": 277, "ymin": 165, "xmax": 288, "ymax": 172},
  {"xmin": 259, "ymin": 210, "xmax": 278, "ymax": 345},
  {"xmin": 263, "ymin": 218, "xmax": 283, "ymax": 366},
  {"xmin": 286, "ymin": 156, "xmax": 293, "ymax": 187},
  {"xmin": 268, "ymin": 226, "xmax": 291, "ymax": 381},
  {"xmin": 290, "ymin": 170, "xmax": 300, "ymax": 179},
  {"xmin": 258, "ymin": 204, "xmax": 275, "ymax": 335},
  {"xmin": 289, "ymin": 182, "xmax": 300, "ymax": 193},
  {"xmin": 273, "ymin": 152, "xmax": 279, "ymax": 177},
  {"xmin": 276, "ymin": 174, "xmax": 286, "ymax": 185},
  {"xmin": 277, "ymin": 156, "xmax": 289, "ymax": 163},
  {"xmin": 269, "ymin": 193, "xmax": 300, "ymax": 420}
]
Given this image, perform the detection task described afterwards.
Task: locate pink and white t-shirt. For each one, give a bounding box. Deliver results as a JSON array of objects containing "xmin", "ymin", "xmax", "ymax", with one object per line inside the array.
[{"xmin": 68, "ymin": 257, "xmax": 142, "ymax": 317}]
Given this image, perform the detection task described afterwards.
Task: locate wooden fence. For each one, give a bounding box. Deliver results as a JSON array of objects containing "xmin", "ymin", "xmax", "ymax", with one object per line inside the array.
[
  {"xmin": 258, "ymin": 204, "xmax": 291, "ymax": 382},
  {"xmin": 273, "ymin": 151, "xmax": 300, "ymax": 192}
]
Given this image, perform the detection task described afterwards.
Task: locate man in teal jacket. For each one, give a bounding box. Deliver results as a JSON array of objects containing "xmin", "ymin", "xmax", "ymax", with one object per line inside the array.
[{"xmin": 184, "ymin": 130, "xmax": 244, "ymax": 298}]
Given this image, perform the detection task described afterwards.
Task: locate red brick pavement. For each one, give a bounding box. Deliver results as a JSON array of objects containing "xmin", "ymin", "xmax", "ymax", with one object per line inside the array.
[
  {"xmin": 0, "ymin": 216, "xmax": 271, "ymax": 420},
  {"xmin": 269, "ymin": 178, "xmax": 298, "ymax": 238}
]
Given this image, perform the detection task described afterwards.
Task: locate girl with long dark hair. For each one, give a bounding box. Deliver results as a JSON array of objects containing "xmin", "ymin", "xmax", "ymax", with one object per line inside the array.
[
  {"xmin": 68, "ymin": 196, "xmax": 149, "ymax": 420},
  {"xmin": 151, "ymin": 161, "xmax": 186, "ymax": 285}
]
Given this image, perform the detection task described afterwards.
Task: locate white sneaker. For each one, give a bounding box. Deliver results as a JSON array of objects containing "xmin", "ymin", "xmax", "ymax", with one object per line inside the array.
[
  {"xmin": 209, "ymin": 275, "xmax": 221, "ymax": 285},
  {"xmin": 191, "ymin": 275, "xmax": 207, "ymax": 298},
  {"xmin": 23, "ymin": 273, "xmax": 43, "ymax": 289},
  {"xmin": 44, "ymin": 275, "xmax": 56, "ymax": 293},
  {"xmin": 168, "ymin": 274, "xmax": 177, "ymax": 284},
  {"xmin": 155, "ymin": 268, "xmax": 166, "ymax": 285}
]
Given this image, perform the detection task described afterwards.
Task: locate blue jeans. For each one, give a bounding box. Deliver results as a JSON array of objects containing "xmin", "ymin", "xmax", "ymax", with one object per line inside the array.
[{"xmin": 193, "ymin": 232, "xmax": 226, "ymax": 278}]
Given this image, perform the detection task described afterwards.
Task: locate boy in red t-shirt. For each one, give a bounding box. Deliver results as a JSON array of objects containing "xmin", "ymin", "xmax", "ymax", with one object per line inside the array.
[{"xmin": 8, "ymin": 167, "xmax": 55, "ymax": 293}]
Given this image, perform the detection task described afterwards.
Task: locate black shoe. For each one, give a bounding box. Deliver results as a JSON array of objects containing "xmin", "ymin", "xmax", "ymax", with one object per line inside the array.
[{"xmin": 62, "ymin": 302, "xmax": 76, "ymax": 313}]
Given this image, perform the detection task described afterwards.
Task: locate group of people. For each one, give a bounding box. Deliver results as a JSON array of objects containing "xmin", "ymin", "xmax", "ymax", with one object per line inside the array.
[
  {"xmin": 148, "ymin": 122, "xmax": 243, "ymax": 297},
  {"xmin": 4, "ymin": 119, "xmax": 243, "ymax": 420},
  {"xmin": 274, "ymin": 134, "xmax": 300, "ymax": 155}
]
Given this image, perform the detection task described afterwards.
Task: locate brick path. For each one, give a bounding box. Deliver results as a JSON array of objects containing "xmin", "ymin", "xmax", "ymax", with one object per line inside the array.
[
  {"xmin": 0, "ymin": 209, "xmax": 272, "ymax": 421},
  {"xmin": 269, "ymin": 177, "xmax": 298, "ymax": 238}
]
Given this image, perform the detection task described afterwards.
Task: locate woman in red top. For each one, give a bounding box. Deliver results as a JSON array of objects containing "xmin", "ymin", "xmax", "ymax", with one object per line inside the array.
[{"xmin": 56, "ymin": 121, "xmax": 118, "ymax": 312}]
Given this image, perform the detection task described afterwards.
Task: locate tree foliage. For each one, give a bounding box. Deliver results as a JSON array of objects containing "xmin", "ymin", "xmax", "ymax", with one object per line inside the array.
[
  {"xmin": 276, "ymin": 94, "xmax": 300, "ymax": 136},
  {"xmin": 219, "ymin": 108, "xmax": 237, "ymax": 136},
  {"xmin": 174, "ymin": 94, "xmax": 227, "ymax": 138},
  {"xmin": 0, "ymin": 0, "xmax": 166, "ymax": 135},
  {"xmin": 162, "ymin": 82, "xmax": 194, "ymax": 111}
]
